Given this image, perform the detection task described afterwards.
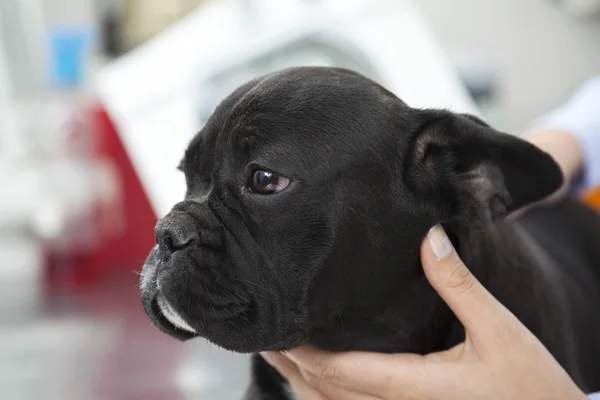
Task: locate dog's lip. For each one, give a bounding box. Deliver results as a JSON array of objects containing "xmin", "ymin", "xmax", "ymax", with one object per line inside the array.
[
  {"xmin": 156, "ymin": 293, "xmax": 197, "ymax": 333},
  {"xmin": 148, "ymin": 288, "xmax": 254, "ymax": 337},
  {"xmin": 150, "ymin": 296, "xmax": 197, "ymax": 341}
]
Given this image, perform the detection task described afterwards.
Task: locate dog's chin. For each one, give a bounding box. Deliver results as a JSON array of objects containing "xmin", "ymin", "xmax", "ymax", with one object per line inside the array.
[
  {"xmin": 146, "ymin": 291, "xmax": 283, "ymax": 351},
  {"xmin": 143, "ymin": 286, "xmax": 305, "ymax": 353},
  {"xmin": 140, "ymin": 251, "xmax": 307, "ymax": 352},
  {"xmin": 144, "ymin": 293, "xmax": 198, "ymax": 341}
]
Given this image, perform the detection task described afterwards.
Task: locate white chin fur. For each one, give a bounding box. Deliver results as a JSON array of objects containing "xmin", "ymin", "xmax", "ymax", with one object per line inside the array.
[{"xmin": 157, "ymin": 294, "xmax": 196, "ymax": 333}]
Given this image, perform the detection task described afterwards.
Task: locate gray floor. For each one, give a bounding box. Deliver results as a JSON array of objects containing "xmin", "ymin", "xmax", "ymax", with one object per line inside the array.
[{"xmin": 417, "ymin": 0, "xmax": 600, "ymax": 133}]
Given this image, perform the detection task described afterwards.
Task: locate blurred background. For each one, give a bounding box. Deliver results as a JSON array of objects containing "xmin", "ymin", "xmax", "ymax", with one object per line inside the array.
[{"xmin": 1, "ymin": 0, "xmax": 599, "ymax": 399}]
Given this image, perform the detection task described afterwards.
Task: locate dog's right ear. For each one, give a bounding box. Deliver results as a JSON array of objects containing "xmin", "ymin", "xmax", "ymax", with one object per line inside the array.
[{"xmin": 403, "ymin": 110, "xmax": 563, "ymax": 226}]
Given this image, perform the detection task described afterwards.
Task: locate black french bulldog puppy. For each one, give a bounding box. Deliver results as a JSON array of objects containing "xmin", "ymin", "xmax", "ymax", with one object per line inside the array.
[{"xmin": 140, "ymin": 67, "xmax": 600, "ymax": 399}]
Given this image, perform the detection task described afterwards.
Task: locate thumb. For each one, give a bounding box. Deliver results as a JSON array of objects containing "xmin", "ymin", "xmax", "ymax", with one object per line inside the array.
[{"xmin": 421, "ymin": 225, "xmax": 515, "ymax": 337}]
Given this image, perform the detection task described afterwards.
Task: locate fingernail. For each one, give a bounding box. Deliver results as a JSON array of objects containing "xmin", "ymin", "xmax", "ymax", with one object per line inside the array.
[
  {"xmin": 427, "ymin": 225, "xmax": 454, "ymax": 260},
  {"xmin": 260, "ymin": 352, "xmax": 276, "ymax": 367}
]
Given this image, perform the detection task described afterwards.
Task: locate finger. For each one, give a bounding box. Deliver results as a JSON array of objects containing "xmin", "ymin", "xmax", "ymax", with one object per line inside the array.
[
  {"xmin": 261, "ymin": 352, "xmax": 330, "ymax": 400},
  {"xmin": 283, "ymin": 346, "xmax": 425, "ymax": 396},
  {"xmin": 421, "ymin": 225, "xmax": 518, "ymax": 337},
  {"xmin": 286, "ymin": 347, "xmax": 475, "ymax": 399}
]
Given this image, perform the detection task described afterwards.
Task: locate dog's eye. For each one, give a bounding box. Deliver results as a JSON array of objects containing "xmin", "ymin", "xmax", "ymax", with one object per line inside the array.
[{"xmin": 251, "ymin": 170, "xmax": 290, "ymax": 194}]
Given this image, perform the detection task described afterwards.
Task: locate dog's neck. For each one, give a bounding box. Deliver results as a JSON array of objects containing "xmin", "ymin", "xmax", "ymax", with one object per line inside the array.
[{"xmin": 309, "ymin": 219, "xmax": 540, "ymax": 355}]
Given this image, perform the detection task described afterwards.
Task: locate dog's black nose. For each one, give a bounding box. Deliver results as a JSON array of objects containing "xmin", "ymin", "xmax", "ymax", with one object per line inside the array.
[{"xmin": 155, "ymin": 220, "xmax": 196, "ymax": 254}]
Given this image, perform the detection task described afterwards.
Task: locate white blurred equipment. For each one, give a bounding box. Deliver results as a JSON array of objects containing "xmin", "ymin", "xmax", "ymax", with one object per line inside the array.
[
  {"xmin": 0, "ymin": 0, "xmax": 115, "ymax": 313},
  {"xmin": 97, "ymin": 0, "xmax": 478, "ymax": 218}
]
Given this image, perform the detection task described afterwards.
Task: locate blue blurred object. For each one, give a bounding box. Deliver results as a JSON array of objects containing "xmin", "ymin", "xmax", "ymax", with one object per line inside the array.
[{"xmin": 49, "ymin": 27, "xmax": 95, "ymax": 88}]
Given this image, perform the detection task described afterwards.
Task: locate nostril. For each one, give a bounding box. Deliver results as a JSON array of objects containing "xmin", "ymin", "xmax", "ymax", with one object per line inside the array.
[
  {"xmin": 155, "ymin": 221, "xmax": 195, "ymax": 254},
  {"xmin": 158, "ymin": 232, "xmax": 193, "ymax": 253},
  {"xmin": 163, "ymin": 235, "xmax": 176, "ymax": 253}
]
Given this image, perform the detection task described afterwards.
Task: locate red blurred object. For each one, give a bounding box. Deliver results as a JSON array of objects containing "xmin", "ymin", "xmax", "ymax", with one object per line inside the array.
[{"xmin": 45, "ymin": 105, "xmax": 158, "ymax": 291}]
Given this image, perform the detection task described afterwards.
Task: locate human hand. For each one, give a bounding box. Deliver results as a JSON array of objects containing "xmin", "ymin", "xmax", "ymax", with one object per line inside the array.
[{"xmin": 261, "ymin": 225, "xmax": 588, "ymax": 400}]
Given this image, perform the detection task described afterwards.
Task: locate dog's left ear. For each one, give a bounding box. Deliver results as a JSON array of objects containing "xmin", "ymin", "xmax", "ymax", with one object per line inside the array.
[{"xmin": 403, "ymin": 110, "xmax": 563, "ymax": 225}]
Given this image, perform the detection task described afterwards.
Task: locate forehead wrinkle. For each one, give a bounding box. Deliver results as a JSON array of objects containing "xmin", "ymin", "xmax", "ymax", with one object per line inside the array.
[
  {"xmin": 216, "ymin": 68, "xmax": 401, "ymax": 168},
  {"xmin": 218, "ymin": 87, "xmax": 283, "ymax": 162}
]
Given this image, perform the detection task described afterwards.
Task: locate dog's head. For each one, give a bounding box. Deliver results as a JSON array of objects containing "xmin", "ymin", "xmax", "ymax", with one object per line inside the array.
[{"xmin": 140, "ymin": 67, "xmax": 562, "ymax": 353}]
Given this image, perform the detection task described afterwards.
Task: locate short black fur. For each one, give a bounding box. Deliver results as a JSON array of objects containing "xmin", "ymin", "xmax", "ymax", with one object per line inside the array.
[{"xmin": 139, "ymin": 67, "xmax": 600, "ymax": 398}]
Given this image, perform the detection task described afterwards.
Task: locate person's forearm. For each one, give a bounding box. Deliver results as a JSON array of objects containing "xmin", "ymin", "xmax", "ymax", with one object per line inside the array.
[
  {"xmin": 526, "ymin": 129, "xmax": 584, "ymax": 186},
  {"xmin": 526, "ymin": 76, "xmax": 600, "ymax": 192}
]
